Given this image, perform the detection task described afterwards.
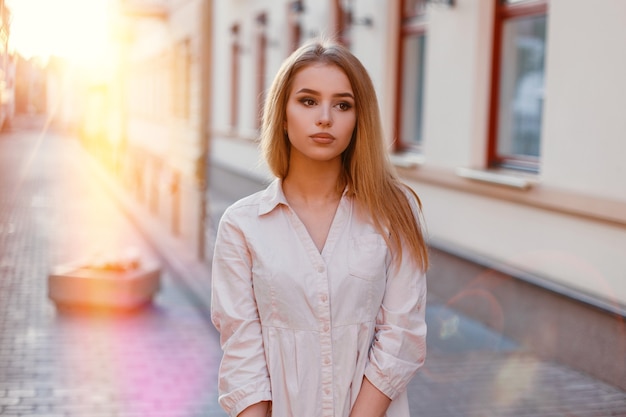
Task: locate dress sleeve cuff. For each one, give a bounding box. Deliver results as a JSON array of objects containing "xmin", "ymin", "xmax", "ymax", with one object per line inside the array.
[
  {"xmin": 220, "ymin": 387, "xmax": 272, "ymax": 417},
  {"xmin": 364, "ymin": 366, "xmax": 401, "ymax": 400}
]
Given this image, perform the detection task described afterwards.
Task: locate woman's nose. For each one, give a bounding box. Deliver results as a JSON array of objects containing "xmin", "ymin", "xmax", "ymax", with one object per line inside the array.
[{"xmin": 316, "ymin": 105, "xmax": 332, "ymax": 127}]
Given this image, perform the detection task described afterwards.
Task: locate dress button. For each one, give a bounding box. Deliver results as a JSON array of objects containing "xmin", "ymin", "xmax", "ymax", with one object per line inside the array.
[
  {"xmin": 317, "ymin": 266, "xmax": 325, "ymax": 273},
  {"xmin": 321, "ymin": 294, "xmax": 328, "ymax": 302},
  {"xmin": 323, "ymin": 324, "xmax": 329, "ymax": 332}
]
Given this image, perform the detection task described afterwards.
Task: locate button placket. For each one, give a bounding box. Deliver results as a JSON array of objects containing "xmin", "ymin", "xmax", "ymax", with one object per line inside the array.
[{"xmin": 316, "ymin": 263, "xmax": 334, "ymax": 417}]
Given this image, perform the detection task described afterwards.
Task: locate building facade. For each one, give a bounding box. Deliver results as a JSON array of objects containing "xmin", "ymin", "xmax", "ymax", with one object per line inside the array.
[
  {"xmin": 102, "ymin": 0, "xmax": 625, "ymax": 389},
  {"xmin": 208, "ymin": 0, "xmax": 626, "ymax": 389},
  {"xmin": 0, "ymin": 0, "xmax": 14, "ymax": 129},
  {"xmin": 112, "ymin": 0, "xmax": 213, "ymax": 259}
]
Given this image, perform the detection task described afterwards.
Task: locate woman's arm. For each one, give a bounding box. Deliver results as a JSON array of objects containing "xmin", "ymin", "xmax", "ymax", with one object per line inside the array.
[
  {"xmin": 349, "ymin": 376, "xmax": 391, "ymax": 417},
  {"xmin": 211, "ymin": 207, "xmax": 272, "ymax": 416},
  {"xmin": 362, "ymin": 250, "xmax": 428, "ymax": 403},
  {"xmin": 238, "ymin": 401, "xmax": 271, "ymax": 417}
]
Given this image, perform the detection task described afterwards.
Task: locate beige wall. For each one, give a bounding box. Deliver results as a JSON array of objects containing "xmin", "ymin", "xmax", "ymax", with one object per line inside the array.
[
  {"xmin": 209, "ymin": 0, "xmax": 626, "ymax": 309},
  {"xmin": 422, "ymin": 0, "xmax": 494, "ymax": 169},
  {"xmin": 541, "ymin": 0, "xmax": 626, "ymax": 201}
]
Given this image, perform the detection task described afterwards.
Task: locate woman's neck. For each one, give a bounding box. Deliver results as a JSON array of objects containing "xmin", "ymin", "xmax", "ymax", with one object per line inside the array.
[{"xmin": 283, "ymin": 162, "xmax": 343, "ymax": 205}]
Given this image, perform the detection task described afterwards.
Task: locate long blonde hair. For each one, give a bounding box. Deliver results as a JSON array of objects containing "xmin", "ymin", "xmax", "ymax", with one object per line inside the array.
[{"xmin": 261, "ymin": 38, "xmax": 429, "ymax": 271}]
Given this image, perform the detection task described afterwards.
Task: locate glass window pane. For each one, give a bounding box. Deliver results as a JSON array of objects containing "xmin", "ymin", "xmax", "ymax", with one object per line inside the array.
[
  {"xmin": 497, "ymin": 14, "xmax": 547, "ymax": 159},
  {"xmin": 404, "ymin": 0, "xmax": 427, "ymax": 18},
  {"xmin": 400, "ymin": 34, "xmax": 427, "ymax": 147}
]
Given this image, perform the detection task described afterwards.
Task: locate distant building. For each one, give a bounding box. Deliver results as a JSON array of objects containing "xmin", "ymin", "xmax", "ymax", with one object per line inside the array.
[
  {"xmin": 112, "ymin": 0, "xmax": 213, "ymax": 259},
  {"xmin": 46, "ymin": 56, "xmax": 83, "ymax": 133},
  {"xmin": 0, "ymin": 0, "xmax": 14, "ymax": 129}
]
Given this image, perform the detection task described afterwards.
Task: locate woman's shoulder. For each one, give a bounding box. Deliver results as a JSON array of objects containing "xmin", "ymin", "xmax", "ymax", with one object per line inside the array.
[
  {"xmin": 223, "ymin": 189, "xmax": 265, "ymax": 216},
  {"xmin": 221, "ymin": 179, "xmax": 281, "ymax": 220}
]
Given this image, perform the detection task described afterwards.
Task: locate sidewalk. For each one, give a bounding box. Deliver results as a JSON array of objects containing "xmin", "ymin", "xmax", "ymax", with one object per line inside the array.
[
  {"xmin": 0, "ymin": 117, "xmax": 226, "ymax": 417},
  {"xmin": 1, "ymin": 115, "xmax": 625, "ymax": 417}
]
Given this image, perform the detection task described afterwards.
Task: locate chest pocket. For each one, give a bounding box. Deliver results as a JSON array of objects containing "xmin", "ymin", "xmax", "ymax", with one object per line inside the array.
[{"xmin": 348, "ymin": 234, "xmax": 388, "ymax": 281}]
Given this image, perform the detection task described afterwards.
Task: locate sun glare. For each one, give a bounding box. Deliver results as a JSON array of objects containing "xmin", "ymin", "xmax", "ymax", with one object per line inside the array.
[{"xmin": 8, "ymin": 0, "xmax": 115, "ymax": 71}]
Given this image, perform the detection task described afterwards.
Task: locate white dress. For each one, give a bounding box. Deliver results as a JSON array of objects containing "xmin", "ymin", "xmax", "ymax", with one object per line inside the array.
[{"xmin": 211, "ymin": 179, "xmax": 427, "ymax": 417}]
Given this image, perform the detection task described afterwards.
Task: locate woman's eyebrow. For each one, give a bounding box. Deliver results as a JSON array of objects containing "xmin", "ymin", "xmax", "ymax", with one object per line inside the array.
[{"xmin": 295, "ymin": 88, "xmax": 354, "ymax": 99}]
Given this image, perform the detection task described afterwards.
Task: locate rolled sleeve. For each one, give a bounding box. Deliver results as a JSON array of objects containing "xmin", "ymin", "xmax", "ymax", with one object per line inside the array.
[
  {"xmin": 365, "ymin": 250, "xmax": 428, "ymax": 400},
  {"xmin": 211, "ymin": 207, "xmax": 272, "ymax": 416}
]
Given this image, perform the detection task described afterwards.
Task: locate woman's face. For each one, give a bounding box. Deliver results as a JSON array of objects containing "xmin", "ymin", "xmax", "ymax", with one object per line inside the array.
[{"xmin": 284, "ymin": 63, "xmax": 356, "ymax": 166}]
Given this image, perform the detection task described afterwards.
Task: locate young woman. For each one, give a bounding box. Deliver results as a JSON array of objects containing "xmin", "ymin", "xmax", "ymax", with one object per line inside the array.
[{"xmin": 211, "ymin": 38, "xmax": 429, "ymax": 417}]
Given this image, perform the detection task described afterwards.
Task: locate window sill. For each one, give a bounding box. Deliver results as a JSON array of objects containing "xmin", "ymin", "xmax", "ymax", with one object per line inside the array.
[
  {"xmin": 395, "ymin": 164, "xmax": 626, "ymax": 227},
  {"xmin": 455, "ymin": 167, "xmax": 537, "ymax": 190},
  {"xmin": 390, "ymin": 152, "xmax": 425, "ymax": 169}
]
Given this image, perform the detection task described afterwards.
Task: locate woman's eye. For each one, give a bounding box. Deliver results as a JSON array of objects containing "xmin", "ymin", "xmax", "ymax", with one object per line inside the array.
[
  {"xmin": 337, "ymin": 102, "xmax": 353, "ymax": 111},
  {"xmin": 299, "ymin": 98, "xmax": 316, "ymax": 106}
]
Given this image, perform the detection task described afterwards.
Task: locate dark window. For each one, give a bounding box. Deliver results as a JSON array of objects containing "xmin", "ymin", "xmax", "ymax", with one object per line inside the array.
[
  {"xmin": 230, "ymin": 24, "xmax": 240, "ymax": 129},
  {"xmin": 488, "ymin": 0, "xmax": 548, "ymax": 172},
  {"xmin": 255, "ymin": 13, "xmax": 268, "ymax": 129},
  {"xmin": 287, "ymin": 1, "xmax": 303, "ymax": 52},
  {"xmin": 396, "ymin": 0, "xmax": 428, "ymax": 152}
]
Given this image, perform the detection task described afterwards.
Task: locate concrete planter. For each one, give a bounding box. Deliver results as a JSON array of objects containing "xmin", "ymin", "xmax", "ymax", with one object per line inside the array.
[{"xmin": 48, "ymin": 258, "xmax": 161, "ymax": 312}]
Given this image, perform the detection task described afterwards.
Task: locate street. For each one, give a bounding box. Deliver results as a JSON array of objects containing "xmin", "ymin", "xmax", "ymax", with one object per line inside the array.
[
  {"xmin": 1, "ymin": 115, "xmax": 625, "ymax": 416},
  {"xmin": 0, "ymin": 116, "xmax": 226, "ymax": 417}
]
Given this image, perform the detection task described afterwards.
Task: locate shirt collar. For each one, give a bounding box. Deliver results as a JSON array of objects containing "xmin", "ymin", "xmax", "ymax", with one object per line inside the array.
[
  {"xmin": 258, "ymin": 178, "xmax": 288, "ymax": 216},
  {"xmin": 257, "ymin": 177, "xmax": 351, "ymax": 216}
]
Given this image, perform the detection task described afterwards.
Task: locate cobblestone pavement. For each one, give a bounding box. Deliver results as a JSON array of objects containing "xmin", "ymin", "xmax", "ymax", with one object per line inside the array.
[
  {"xmin": 1, "ymin": 116, "xmax": 625, "ymax": 416},
  {"xmin": 0, "ymin": 118, "xmax": 226, "ymax": 417}
]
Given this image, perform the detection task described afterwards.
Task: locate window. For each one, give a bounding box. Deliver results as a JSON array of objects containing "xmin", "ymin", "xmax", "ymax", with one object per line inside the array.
[
  {"xmin": 229, "ymin": 24, "xmax": 240, "ymax": 129},
  {"xmin": 287, "ymin": 1, "xmax": 303, "ymax": 53},
  {"xmin": 396, "ymin": 0, "xmax": 428, "ymax": 152},
  {"xmin": 335, "ymin": 0, "xmax": 352, "ymax": 47},
  {"xmin": 255, "ymin": 13, "xmax": 268, "ymax": 129},
  {"xmin": 489, "ymin": 0, "xmax": 548, "ymax": 172},
  {"xmin": 172, "ymin": 39, "xmax": 190, "ymax": 119}
]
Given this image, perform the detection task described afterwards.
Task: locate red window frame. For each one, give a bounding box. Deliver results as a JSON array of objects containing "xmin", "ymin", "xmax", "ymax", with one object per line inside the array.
[
  {"xmin": 229, "ymin": 24, "xmax": 240, "ymax": 129},
  {"xmin": 333, "ymin": 0, "xmax": 353, "ymax": 47},
  {"xmin": 255, "ymin": 13, "xmax": 268, "ymax": 130},
  {"xmin": 394, "ymin": 0, "xmax": 428, "ymax": 152},
  {"xmin": 487, "ymin": 0, "xmax": 548, "ymax": 172},
  {"xmin": 287, "ymin": 1, "xmax": 303, "ymax": 53}
]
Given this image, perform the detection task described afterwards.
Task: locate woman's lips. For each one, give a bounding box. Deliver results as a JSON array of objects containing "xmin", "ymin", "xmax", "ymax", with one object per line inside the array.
[{"xmin": 310, "ymin": 133, "xmax": 335, "ymax": 144}]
